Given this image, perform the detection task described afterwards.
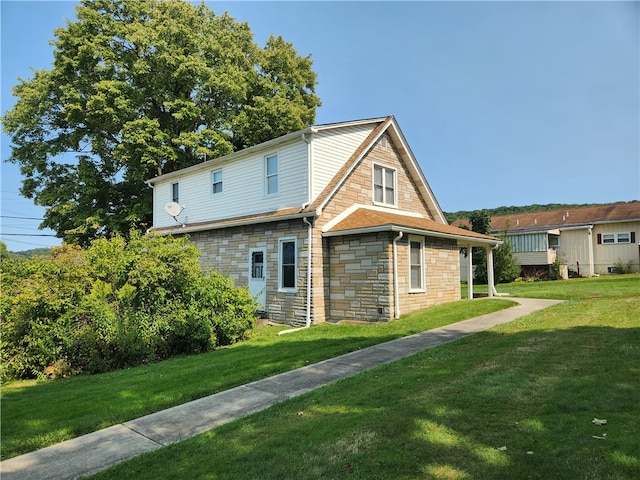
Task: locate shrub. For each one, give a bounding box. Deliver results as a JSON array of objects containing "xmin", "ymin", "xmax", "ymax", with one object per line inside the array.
[{"xmin": 0, "ymin": 233, "xmax": 257, "ymax": 381}]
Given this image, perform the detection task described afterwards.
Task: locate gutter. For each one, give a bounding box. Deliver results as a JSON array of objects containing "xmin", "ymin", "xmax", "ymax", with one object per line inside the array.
[
  {"xmin": 278, "ymin": 211, "xmax": 314, "ymax": 335},
  {"xmin": 323, "ymin": 224, "xmax": 501, "ymax": 247}
]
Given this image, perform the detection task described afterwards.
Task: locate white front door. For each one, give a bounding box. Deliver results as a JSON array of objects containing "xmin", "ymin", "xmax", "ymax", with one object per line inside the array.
[{"xmin": 249, "ymin": 248, "xmax": 266, "ymax": 309}]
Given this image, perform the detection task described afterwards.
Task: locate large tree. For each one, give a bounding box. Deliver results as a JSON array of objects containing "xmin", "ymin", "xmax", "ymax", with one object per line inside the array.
[{"xmin": 2, "ymin": 0, "xmax": 321, "ymax": 246}]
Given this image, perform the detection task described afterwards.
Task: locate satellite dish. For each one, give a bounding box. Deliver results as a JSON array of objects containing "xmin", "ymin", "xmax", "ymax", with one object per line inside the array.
[{"xmin": 164, "ymin": 202, "xmax": 183, "ymax": 217}]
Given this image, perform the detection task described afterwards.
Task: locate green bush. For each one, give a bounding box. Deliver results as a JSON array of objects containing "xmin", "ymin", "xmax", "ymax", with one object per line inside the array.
[{"xmin": 0, "ymin": 233, "xmax": 257, "ymax": 381}]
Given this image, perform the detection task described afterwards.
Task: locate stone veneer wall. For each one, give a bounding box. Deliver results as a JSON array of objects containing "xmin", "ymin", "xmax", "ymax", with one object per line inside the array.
[
  {"xmin": 327, "ymin": 232, "xmax": 393, "ymax": 322},
  {"xmin": 395, "ymin": 236, "xmax": 461, "ymax": 313},
  {"xmin": 189, "ymin": 219, "xmax": 309, "ymax": 325}
]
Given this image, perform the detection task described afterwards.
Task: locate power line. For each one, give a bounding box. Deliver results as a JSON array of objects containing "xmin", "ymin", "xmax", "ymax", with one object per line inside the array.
[
  {"xmin": 0, "ymin": 233, "xmax": 58, "ymax": 237},
  {"xmin": 0, "ymin": 215, "xmax": 45, "ymax": 220}
]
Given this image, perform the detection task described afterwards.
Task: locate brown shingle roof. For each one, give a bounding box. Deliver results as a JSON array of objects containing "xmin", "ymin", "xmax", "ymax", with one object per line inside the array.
[
  {"xmin": 324, "ymin": 208, "xmax": 500, "ymax": 245},
  {"xmin": 452, "ymin": 202, "xmax": 640, "ymax": 233}
]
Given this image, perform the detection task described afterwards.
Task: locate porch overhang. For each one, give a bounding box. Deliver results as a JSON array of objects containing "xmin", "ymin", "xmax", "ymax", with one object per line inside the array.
[{"xmin": 322, "ymin": 207, "xmax": 501, "ymax": 247}]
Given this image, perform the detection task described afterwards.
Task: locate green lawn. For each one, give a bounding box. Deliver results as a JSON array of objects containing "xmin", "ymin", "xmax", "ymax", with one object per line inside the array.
[
  {"xmin": 88, "ymin": 274, "xmax": 639, "ymax": 480},
  {"xmin": 1, "ymin": 297, "xmax": 515, "ymax": 460}
]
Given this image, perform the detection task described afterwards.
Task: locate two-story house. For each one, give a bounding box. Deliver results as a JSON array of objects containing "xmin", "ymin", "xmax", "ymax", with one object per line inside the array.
[{"xmin": 147, "ymin": 116, "xmax": 501, "ymax": 326}]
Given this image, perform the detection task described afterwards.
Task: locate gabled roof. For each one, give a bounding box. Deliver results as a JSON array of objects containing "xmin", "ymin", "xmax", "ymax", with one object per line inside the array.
[
  {"xmin": 304, "ymin": 115, "xmax": 447, "ymax": 224},
  {"xmin": 324, "ymin": 206, "xmax": 500, "ymax": 246},
  {"xmin": 453, "ymin": 202, "xmax": 640, "ymax": 234}
]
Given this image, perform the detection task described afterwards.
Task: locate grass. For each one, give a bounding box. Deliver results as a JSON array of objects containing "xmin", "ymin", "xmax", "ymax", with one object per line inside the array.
[
  {"xmin": 86, "ymin": 273, "xmax": 639, "ymax": 480},
  {"xmin": 1, "ymin": 297, "xmax": 515, "ymax": 460}
]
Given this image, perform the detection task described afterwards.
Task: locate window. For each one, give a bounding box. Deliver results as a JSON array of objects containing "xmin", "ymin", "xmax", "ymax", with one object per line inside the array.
[
  {"xmin": 266, "ymin": 154, "xmax": 278, "ymax": 195},
  {"xmin": 279, "ymin": 238, "xmax": 297, "ymax": 291},
  {"xmin": 171, "ymin": 182, "xmax": 179, "ymax": 203},
  {"xmin": 617, "ymin": 232, "xmax": 630, "ymax": 244},
  {"xmin": 251, "ymin": 251, "xmax": 264, "ymax": 280},
  {"xmin": 373, "ymin": 164, "xmax": 396, "ymax": 206},
  {"xmin": 409, "ymin": 237, "xmax": 424, "ymax": 292},
  {"xmin": 211, "ymin": 169, "xmax": 222, "ymax": 194},
  {"xmin": 598, "ymin": 232, "xmax": 635, "ymax": 245}
]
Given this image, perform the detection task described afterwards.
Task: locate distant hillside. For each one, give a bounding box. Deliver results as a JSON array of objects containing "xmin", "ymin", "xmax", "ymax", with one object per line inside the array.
[
  {"xmin": 9, "ymin": 247, "xmax": 52, "ymax": 259},
  {"xmin": 444, "ymin": 201, "xmax": 637, "ymax": 224}
]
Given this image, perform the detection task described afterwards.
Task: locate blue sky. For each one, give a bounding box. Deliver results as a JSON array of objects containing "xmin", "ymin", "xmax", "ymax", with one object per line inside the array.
[{"xmin": 2, "ymin": 1, "xmax": 639, "ymax": 251}]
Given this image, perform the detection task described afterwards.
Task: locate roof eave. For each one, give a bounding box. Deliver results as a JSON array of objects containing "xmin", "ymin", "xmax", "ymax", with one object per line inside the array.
[
  {"xmin": 150, "ymin": 211, "xmax": 316, "ymax": 236},
  {"xmin": 323, "ymin": 224, "xmax": 501, "ymax": 246}
]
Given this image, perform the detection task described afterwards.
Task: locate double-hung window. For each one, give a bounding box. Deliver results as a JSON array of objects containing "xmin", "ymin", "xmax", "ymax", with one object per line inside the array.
[
  {"xmin": 409, "ymin": 236, "xmax": 424, "ymax": 292},
  {"xmin": 279, "ymin": 237, "xmax": 297, "ymax": 291},
  {"xmin": 266, "ymin": 154, "xmax": 279, "ymax": 195},
  {"xmin": 373, "ymin": 164, "xmax": 396, "ymax": 206},
  {"xmin": 171, "ymin": 182, "xmax": 179, "ymax": 203},
  {"xmin": 212, "ymin": 169, "xmax": 223, "ymax": 194},
  {"xmin": 599, "ymin": 232, "xmax": 635, "ymax": 244}
]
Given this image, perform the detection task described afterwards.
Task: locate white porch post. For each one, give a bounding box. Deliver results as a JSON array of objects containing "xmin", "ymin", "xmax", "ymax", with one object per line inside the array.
[
  {"xmin": 486, "ymin": 245, "xmax": 496, "ymax": 298},
  {"xmin": 467, "ymin": 244, "xmax": 474, "ymax": 299}
]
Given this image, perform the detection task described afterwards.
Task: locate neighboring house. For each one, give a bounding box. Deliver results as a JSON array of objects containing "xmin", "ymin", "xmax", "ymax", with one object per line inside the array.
[
  {"xmin": 457, "ymin": 203, "xmax": 640, "ymax": 279},
  {"xmin": 147, "ymin": 116, "xmax": 500, "ymax": 325}
]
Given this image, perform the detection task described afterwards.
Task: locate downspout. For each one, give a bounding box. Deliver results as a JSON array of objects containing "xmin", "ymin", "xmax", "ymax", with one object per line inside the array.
[
  {"xmin": 393, "ymin": 231, "xmax": 404, "ymax": 319},
  {"xmin": 303, "ymin": 216, "xmax": 313, "ymax": 327},
  {"xmin": 278, "ymin": 212, "xmax": 313, "ymax": 335}
]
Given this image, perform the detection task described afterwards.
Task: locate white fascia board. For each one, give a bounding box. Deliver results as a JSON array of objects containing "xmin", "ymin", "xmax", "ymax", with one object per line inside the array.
[
  {"xmin": 314, "ymin": 118, "xmax": 393, "ymax": 214},
  {"xmin": 385, "ymin": 119, "xmax": 448, "ymax": 225}
]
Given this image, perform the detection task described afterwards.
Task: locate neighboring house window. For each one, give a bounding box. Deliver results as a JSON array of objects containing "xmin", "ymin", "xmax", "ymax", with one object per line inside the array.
[
  {"xmin": 409, "ymin": 236, "xmax": 424, "ymax": 292},
  {"xmin": 212, "ymin": 169, "xmax": 222, "ymax": 194},
  {"xmin": 279, "ymin": 237, "xmax": 297, "ymax": 291},
  {"xmin": 598, "ymin": 232, "xmax": 635, "ymax": 244},
  {"xmin": 171, "ymin": 182, "xmax": 179, "ymax": 203},
  {"xmin": 373, "ymin": 164, "xmax": 396, "ymax": 206},
  {"xmin": 266, "ymin": 154, "xmax": 279, "ymax": 195}
]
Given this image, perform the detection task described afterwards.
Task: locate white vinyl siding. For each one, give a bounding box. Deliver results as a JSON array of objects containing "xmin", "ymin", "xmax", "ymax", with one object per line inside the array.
[
  {"xmin": 310, "ymin": 125, "xmax": 377, "ymax": 199},
  {"xmin": 151, "ymin": 139, "xmax": 308, "ymax": 228}
]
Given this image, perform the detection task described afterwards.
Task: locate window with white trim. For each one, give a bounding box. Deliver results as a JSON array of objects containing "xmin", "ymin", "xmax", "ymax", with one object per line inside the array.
[
  {"xmin": 211, "ymin": 169, "xmax": 222, "ymax": 194},
  {"xmin": 409, "ymin": 236, "xmax": 424, "ymax": 292},
  {"xmin": 373, "ymin": 164, "xmax": 396, "ymax": 206},
  {"xmin": 171, "ymin": 182, "xmax": 179, "ymax": 203},
  {"xmin": 266, "ymin": 154, "xmax": 279, "ymax": 195},
  {"xmin": 279, "ymin": 237, "xmax": 297, "ymax": 291},
  {"xmin": 599, "ymin": 232, "xmax": 635, "ymax": 245}
]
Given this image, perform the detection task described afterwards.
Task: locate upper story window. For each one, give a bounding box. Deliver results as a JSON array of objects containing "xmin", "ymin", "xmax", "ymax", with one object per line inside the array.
[
  {"xmin": 598, "ymin": 232, "xmax": 635, "ymax": 245},
  {"xmin": 171, "ymin": 182, "xmax": 179, "ymax": 203},
  {"xmin": 373, "ymin": 164, "xmax": 396, "ymax": 206},
  {"xmin": 212, "ymin": 169, "xmax": 223, "ymax": 194},
  {"xmin": 265, "ymin": 154, "xmax": 279, "ymax": 195}
]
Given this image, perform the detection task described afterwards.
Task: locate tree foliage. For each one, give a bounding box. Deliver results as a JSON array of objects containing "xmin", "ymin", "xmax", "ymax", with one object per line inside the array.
[
  {"xmin": 467, "ymin": 210, "xmax": 520, "ymax": 284},
  {"xmin": 2, "ymin": 0, "xmax": 321, "ymax": 246},
  {"xmin": 0, "ymin": 233, "xmax": 257, "ymax": 381}
]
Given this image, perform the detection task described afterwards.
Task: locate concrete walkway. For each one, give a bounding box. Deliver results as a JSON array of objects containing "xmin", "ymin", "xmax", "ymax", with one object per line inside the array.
[{"xmin": 1, "ymin": 297, "xmax": 562, "ymax": 480}]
